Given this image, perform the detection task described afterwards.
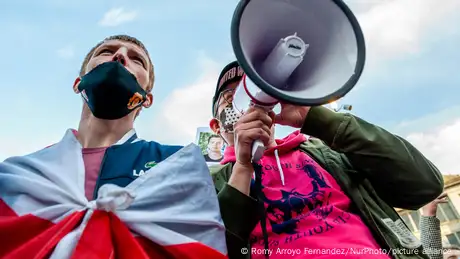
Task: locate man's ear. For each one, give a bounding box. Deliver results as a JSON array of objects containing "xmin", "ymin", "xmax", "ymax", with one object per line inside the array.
[
  {"xmin": 143, "ymin": 93, "xmax": 153, "ymax": 108},
  {"xmin": 209, "ymin": 118, "xmax": 221, "ymax": 134},
  {"xmin": 73, "ymin": 77, "xmax": 81, "ymax": 94}
]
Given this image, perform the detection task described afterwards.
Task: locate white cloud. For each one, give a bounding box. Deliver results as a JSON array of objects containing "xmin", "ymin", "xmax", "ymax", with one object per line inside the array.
[
  {"xmin": 405, "ymin": 118, "xmax": 460, "ymax": 175},
  {"xmin": 0, "ymin": 138, "xmax": 45, "ymax": 162},
  {"xmin": 56, "ymin": 45, "xmax": 75, "ymax": 59},
  {"xmin": 98, "ymin": 8, "xmax": 138, "ymax": 27},
  {"xmin": 393, "ymin": 106, "xmax": 460, "ymax": 137},
  {"xmin": 393, "ymin": 106, "xmax": 460, "ymax": 175},
  {"xmin": 352, "ymin": 0, "xmax": 460, "ymax": 62},
  {"xmin": 0, "ymin": 129, "xmax": 67, "ymax": 162},
  {"xmin": 145, "ymin": 56, "xmax": 223, "ymax": 145}
]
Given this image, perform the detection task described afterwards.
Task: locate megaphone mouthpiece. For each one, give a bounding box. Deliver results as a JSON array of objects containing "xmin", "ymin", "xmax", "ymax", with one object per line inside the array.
[{"xmin": 260, "ymin": 33, "xmax": 308, "ymax": 89}]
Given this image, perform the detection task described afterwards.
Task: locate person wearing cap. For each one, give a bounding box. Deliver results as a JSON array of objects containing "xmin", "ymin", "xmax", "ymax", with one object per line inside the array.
[{"xmin": 209, "ymin": 61, "xmax": 443, "ymax": 259}]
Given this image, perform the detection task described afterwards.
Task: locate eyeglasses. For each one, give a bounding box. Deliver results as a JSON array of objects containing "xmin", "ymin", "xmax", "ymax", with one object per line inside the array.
[{"xmin": 214, "ymin": 88, "xmax": 235, "ymax": 118}]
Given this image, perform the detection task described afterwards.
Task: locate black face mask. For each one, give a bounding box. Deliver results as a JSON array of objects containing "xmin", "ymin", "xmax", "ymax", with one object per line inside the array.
[
  {"xmin": 78, "ymin": 61, "xmax": 147, "ymax": 120},
  {"xmin": 218, "ymin": 104, "xmax": 241, "ymax": 133}
]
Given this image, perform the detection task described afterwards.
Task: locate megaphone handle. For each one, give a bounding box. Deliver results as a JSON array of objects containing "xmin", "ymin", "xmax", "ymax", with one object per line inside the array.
[
  {"xmin": 248, "ymin": 103, "xmax": 274, "ymax": 163},
  {"xmin": 252, "ymin": 139, "xmax": 265, "ymax": 162}
]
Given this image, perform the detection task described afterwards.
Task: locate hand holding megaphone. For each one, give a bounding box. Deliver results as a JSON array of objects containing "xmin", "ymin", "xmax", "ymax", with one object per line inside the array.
[{"xmin": 232, "ymin": 106, "xmax": 274, "ymax": 166}]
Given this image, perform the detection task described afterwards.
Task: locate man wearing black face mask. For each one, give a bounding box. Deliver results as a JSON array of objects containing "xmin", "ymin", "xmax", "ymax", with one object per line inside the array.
[
  {"xmin": 72, "ymin": 35, "xmax": 183, "ymax": 200},
  {"xmin": 0, "ymin": 35, "xmax": 229, "ymax": 258}
]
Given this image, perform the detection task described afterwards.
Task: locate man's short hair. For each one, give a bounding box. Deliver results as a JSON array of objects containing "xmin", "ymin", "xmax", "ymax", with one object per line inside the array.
[
  {"xmin": 79, "ymin": 35, "xmax": 155, "ymax": 92},
  {"xmin": 208, "ymin": 134, "xmax": 222, "ymax": 144}
]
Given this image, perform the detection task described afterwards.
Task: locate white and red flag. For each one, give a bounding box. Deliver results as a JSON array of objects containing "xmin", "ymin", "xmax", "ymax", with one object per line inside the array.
[{"xmin": 0, "ymin": 130, "xmax": 227, "ymax": 259}]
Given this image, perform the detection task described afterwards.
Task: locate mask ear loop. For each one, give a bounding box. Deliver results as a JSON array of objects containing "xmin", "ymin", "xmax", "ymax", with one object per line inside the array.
[
  {"xmin": 218, "ymin": 132, "xmax": 229, "ymax": 146},
  {"xmin": 215, "ymin": 117, "xmax": 230, "ymax": 146},
  {"xmin": 213, "ymin": 88, "xmax": 238, "ymax": 146},
  {"xmin": 215, "ymin": 113, "xmax": 230, "ymax": 147}
]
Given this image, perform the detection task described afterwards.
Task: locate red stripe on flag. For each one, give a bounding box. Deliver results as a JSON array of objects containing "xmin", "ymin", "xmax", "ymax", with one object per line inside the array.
[
  {"xmin": 71, "ymin": 211, "xmax": 115, "ymax": 259},
  {"xmin": 72, "ymin": 211, "xmax": 151, "ymax": 259},
  {"xmin": 75, "ymin": 210, "xmax": 228, "ymax": 259},
  {"xmin": 0, "ymin": 198, "xmax": 18, "ymax": 217},
  {"xmin": 157, "ymin": 241, "xmax": 229, "ymax": 259},
  {"xmin": 110, "ymin": 212, "xmax": 151, "ymax": 259},
  {"xmin": 136, "ymin": 234, "xmax": 229, "ymax": 259},
  {"xmin": 1, "ymin": 200, "xmax": 227, "ymax": 259},
  {"xmin": 0, "ymin": 199, "xmax": 86, "ymax": 259}
]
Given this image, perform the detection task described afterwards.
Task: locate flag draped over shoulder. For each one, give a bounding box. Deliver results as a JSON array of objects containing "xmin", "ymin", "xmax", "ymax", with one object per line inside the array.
[{"xmin": 0, "ymin": 134, "xmax": 227, "ymax": 259}]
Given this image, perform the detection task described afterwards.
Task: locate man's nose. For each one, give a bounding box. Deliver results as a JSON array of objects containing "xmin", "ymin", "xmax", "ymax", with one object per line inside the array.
[
  {"xmin": 112, "ymin": 49, "xmax": 128, "ymax": 66},
  {"xmin": 112, "ymin": 53, "xmax": 126, "ymax": 66}
]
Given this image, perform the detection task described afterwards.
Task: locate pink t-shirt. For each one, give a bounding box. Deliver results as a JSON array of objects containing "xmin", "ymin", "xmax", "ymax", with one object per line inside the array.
[
  {"xmin": 82, "ymin": 147, "xmax": 107, "ymax": 200},
  {"xmin": 67, "ymin": 130, "xmax": 107, "ymax": 200},
  {"xmin": 221, "ymin": 131, "xmax": 391, "ymax": 259}
]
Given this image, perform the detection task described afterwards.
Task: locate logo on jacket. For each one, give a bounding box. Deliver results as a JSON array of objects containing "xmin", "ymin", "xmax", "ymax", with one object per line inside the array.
[
  {"xmin": 133, "ymin": 169, "xmax": 146, "ymax": 177},
  {"xmin": 133, "ymin": 161, "xmax": 157, "ymax": 177},
  {"xmin": 145, "ymin": 161, "xmax": 157, "ymax": 168},
  {"xmin": 260, "ymin": 164, "xmax": 332, "ymax": 235}
]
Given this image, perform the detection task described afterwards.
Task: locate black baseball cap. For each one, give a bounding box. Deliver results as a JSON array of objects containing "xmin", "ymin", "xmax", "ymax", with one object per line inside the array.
[{"xmin": 212, "ymin": 61, "xmax": 244, "ymax": 117}]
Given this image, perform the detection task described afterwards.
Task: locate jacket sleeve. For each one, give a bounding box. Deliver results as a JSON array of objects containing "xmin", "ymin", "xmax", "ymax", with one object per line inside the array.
[
  {"xmin": 419, "ymin": 216, "xmax": 443, "ymax": 259},
  {"xmin": 301, "ymin": 106, "xmax": 443, "ymax": 210},
  {"xmin": 218, "ymin": 184, "xmax": 262, "ymax": 259}
]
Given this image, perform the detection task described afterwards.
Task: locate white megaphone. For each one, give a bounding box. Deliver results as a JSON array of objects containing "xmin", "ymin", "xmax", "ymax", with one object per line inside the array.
[{"xmin": 230, "ymin": 0, "xmax": 366, "ymax": 162}]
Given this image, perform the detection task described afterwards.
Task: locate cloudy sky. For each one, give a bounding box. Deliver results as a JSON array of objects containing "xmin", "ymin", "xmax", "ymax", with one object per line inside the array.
[{"xmin": 0, "ymin": 0, "xmax": 458, "ymax": 175}]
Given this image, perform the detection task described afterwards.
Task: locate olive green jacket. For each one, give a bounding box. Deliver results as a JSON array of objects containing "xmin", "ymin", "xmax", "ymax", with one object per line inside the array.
[{"xmin": 210, "ymin": 106, "xmax": 443, "ymax": 259}]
